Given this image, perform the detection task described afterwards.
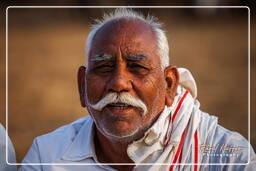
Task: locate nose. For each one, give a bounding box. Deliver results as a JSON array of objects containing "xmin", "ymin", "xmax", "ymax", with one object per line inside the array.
[{"xmin": 107, "ymin": 67, "xmax": 132, "ymax": 93}]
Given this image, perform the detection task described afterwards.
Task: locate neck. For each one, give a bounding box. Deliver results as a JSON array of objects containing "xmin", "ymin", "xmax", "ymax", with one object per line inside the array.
[
  {"xmin": 95, "ymin": 128, "xmax": 133, "ymax": 163},
  {"xmin": 94, "ymin": 129, "xmax": 134, "ymax": 171}
]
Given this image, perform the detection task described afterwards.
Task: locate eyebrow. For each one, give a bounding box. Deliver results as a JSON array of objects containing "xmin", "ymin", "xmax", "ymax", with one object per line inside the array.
[
  {"xmin": 90, "ymin": 53, "xmax": 113, "ymax": 62},
  {"xmin": 90, "ymin": 53, "xmax": 147, "ymax": 62},
  {"xmin": 125, "ymin": 54, "xmax": 147, "ymax": 61}
]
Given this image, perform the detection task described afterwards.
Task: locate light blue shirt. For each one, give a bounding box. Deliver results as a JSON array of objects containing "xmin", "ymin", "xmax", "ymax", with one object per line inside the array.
[
  {"xmin": 19, "ymin": 115, "xmax": 256, "ymax": 171},
  {"xmin": 0, "ymin": 124, "xmax": 17, "ymax": 171}
]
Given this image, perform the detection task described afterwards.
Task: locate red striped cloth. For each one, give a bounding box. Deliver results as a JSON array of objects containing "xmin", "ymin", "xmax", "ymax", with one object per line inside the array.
[{"xmin": 162, "ymin": 88, "xmax": 200, "ymax": 171}]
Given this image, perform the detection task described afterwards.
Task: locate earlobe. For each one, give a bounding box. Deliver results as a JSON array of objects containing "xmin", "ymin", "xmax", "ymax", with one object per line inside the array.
[
  {"xmin": 77, "ymin": 66, "xmax": 87, "ymax": 108},
  {"xmin": 164, "ymin": 66, "xmax": 179, "ymax": 107}
]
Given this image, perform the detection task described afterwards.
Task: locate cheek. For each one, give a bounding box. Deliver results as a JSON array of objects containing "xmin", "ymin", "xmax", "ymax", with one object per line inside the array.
[
  {"xmin": 135, "ymin": 74, "xmax": 166, "ymax": 111},
  {"xmin": 86, "ymin": 75, "xmax": 106, "ymax": 103}
]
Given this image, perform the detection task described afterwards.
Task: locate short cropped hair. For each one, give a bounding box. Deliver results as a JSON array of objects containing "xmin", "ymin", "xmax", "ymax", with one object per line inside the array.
[{"xmin": 85, "ymin": 8, "xmax": 170, "ymax": 69}]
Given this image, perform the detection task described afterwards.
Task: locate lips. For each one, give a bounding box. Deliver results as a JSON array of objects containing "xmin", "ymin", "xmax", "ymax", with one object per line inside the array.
[
  {"xmin": 104, "ymin": 103, "xmax": 134, "ymax": 115},
  {"xmin": 107, "ymin": 103, "xmax": 131, "ymax": 109}
]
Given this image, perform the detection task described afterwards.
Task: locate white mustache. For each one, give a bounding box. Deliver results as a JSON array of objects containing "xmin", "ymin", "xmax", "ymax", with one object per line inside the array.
[{"xmin": 89, "ymin": 92, "xmax": 148, "ymax": 116}]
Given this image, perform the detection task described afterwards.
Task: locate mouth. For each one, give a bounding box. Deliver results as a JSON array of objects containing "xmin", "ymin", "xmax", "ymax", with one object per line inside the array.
[
  {"xmin": 107, "ymin": 103, "xmax": 132, "ymax": 109},
  {"xmin": 104, "ymin": 103, "xmax": 135, "ymax": 115}
]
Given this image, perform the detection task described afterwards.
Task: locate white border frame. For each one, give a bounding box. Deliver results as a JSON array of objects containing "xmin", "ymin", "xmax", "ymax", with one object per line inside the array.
[{"xmin": 5, "ymin": 6, "xmax": 251, "ymax": 166}]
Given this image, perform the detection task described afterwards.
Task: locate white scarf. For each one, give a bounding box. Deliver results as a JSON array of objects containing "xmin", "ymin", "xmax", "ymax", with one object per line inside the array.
[{"xmin": 127, "ymin": 68, "xmax": 217, "ymax": 171}]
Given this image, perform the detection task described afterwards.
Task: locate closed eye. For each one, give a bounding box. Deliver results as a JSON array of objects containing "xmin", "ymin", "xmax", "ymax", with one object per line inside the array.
[
  {"xmin": 128, "ymin": 63, "xmax": 150, "ymax": 76},
  {"xmin": 94, "ymin": 65, "xmax": 114, "ymax": 73},
  {"xmin": 129, "ymin": 64, "xmax": 149, "ymax": 70}
]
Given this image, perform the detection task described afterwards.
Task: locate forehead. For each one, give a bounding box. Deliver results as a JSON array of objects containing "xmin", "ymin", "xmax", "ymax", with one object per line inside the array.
[{"xmin": 89, "ymin": 19, "xmax": 159, "ymax": 59}]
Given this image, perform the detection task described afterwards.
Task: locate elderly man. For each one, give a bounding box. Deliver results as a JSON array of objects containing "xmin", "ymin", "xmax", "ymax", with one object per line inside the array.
[{"xmin": 20, "ymin": 9, "xmax": 255, "ymax": 171}]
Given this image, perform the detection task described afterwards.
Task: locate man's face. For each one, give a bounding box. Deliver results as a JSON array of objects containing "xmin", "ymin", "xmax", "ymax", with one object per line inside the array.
[{"xmin": 84, "ymin": 19, "xmax": 167, "ymax": 141}]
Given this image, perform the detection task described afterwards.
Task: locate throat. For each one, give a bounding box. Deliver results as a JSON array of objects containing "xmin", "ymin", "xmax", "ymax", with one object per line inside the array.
[{"xmin": 94, "ymin": 128, "xmax": 134, "ymax": 164}]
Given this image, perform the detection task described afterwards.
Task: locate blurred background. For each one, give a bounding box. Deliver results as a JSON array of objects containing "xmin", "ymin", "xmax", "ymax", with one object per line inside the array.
[{"xmin": 0, "ymin": 0, "xmax": 255, "ymax": 163}]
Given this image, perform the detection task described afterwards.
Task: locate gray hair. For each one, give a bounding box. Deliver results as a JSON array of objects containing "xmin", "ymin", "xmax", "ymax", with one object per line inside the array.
[{"xmin": 85, "ymin": 8, "xmax": 170, "ymax": 69}]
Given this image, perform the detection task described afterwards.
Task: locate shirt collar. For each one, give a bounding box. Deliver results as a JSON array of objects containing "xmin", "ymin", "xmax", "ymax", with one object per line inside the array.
[{"xmin": 61, "ymin": 116, "xmax": 96, "ymax": 161}]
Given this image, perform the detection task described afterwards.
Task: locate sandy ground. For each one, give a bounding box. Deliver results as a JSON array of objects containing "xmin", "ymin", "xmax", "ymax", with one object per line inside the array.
[{"xmin": 0, "ymin": 13, "xmax": 255, "ymax": 162}]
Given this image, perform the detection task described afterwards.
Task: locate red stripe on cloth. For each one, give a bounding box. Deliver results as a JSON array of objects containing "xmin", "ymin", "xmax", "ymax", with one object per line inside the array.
[
  {"xmin": 163, "ymin": 90, "xmax": 189, "ymax": 146},
  {"xmin": 178, "ymin": 145, "xmax": 183, "ymax": 170},
  {"xmin": 169, "ymin": 128, "xmax": 186, "ymax": 171},
  {"xmin": 194, "ymin": 130, "xmax": 198, "ymax": 171},
  {"xmin": 171, "ymin": 90, "xmax": 189, "ymax": 122}
]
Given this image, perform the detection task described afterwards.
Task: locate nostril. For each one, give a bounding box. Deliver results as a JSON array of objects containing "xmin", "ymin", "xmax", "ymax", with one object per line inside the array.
[{"xmin": 109, "ymin": 89, "xmax": 116, "ymax": 93}]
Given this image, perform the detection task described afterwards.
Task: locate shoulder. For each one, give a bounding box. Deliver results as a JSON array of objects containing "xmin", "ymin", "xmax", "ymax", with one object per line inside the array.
[
  {"xmin": 22, "ymin": 116, "xmax": 93, "ymax": 163},
  {"xmin": 199, "ymin": 112, "xmax": 255, "ymax": 164},
  {"xmin": 210, "ymin": 125, "xmax": 256, "ymax": 169},
  {"xmin": 35, "ymin": 116, "xmax": 92, "ymax": 145},
  {"xmin": 199, "ymin": 111, "xmax": 249, "ymax": 148},
  {"xmin": 0, "ymin": 123, "xmax": 17, "ymax": 171},
  {"xmin": 214, "ymin": 125, "xmax": 248, "ymax": 147},
  {"xmin": 0, "ymin": 124, "xmax": 5, "ymax": 148},
  {"xmin": 0, "ymin": 123, "xmax": 16, "ymax": 160}
]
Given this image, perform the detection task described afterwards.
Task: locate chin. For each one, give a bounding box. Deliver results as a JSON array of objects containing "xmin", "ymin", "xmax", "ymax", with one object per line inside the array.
[
  {"xmin": 92, "ymin": 113, "xmax": 145, "ymax": 143},
  {"xmin": 101, "ymin": 126, "xmax": 141, "ymax": 143}
]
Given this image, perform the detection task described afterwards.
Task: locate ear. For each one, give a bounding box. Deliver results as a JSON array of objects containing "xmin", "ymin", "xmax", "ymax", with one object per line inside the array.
[
  {"xmin": 164, "ymin": 66, "xmax": 179, "ymax": 107},
  {"xmin": 77, "ymin": 66, "xmax": 87, "ymax": 108}
]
